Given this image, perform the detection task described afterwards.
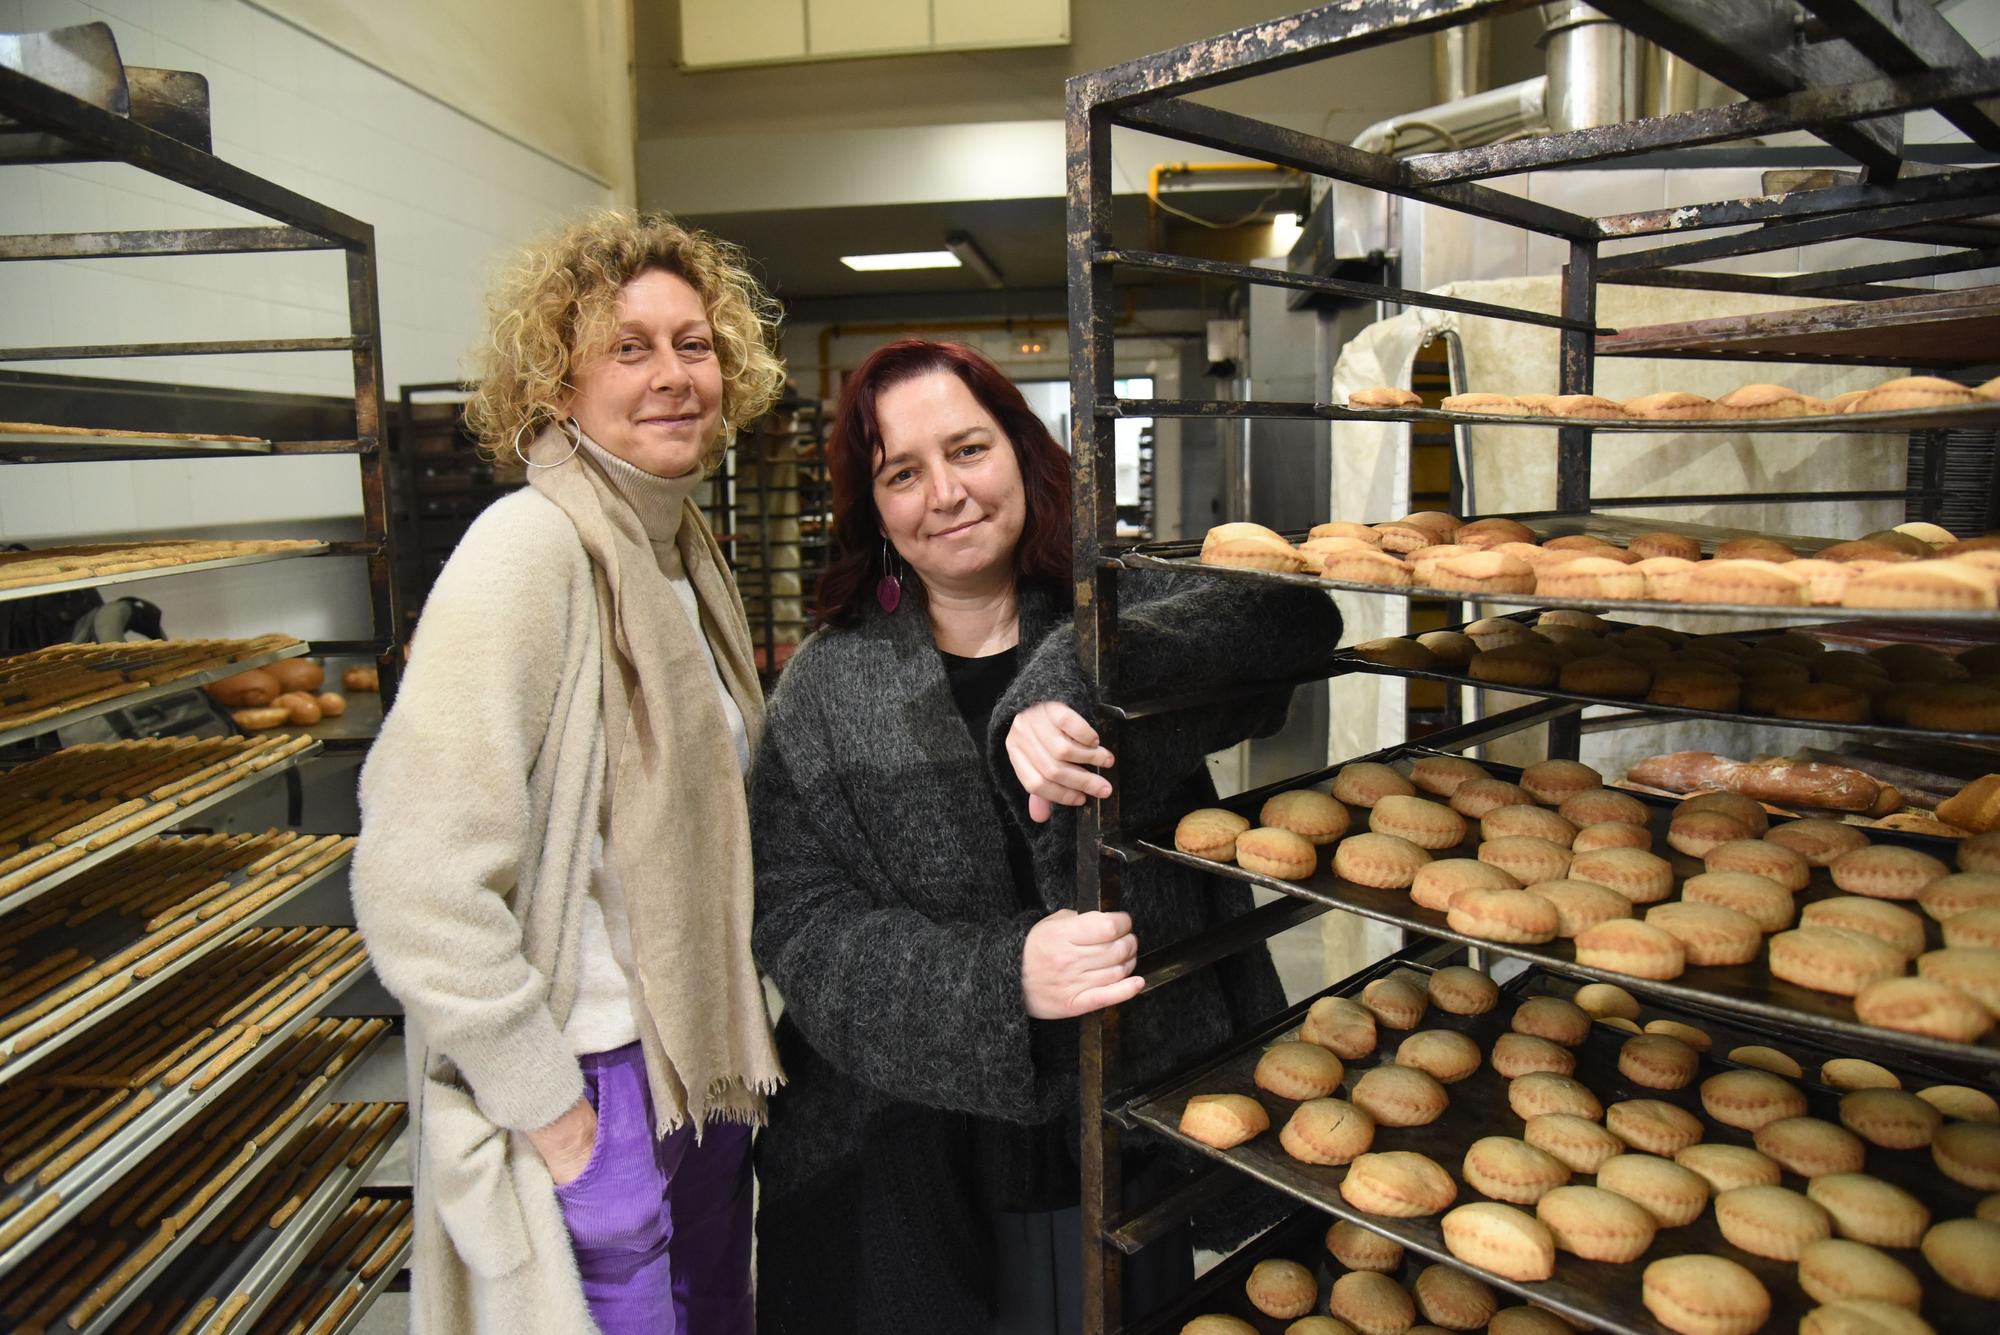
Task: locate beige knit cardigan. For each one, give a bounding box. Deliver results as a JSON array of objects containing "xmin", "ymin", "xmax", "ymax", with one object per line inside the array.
[{"xmin": 353, "ymin": 488, "xmax": 623, "ymax": 1334}]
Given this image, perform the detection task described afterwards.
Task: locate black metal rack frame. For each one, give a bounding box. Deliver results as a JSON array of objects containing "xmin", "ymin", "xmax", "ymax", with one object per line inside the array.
[
  {"xmin": 1066, "ymin": 4, "xmax": 2000, "ymax": 1331},
  {"xmin": 0, "ymin": 59, "xmax": 404, "ymax": 701}
]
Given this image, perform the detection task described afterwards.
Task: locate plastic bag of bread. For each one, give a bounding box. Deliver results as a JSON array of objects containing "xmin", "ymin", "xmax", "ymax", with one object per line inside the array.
[{"xmin": 207, "ymin": 667, "xmax": 281, "ymax": 708}]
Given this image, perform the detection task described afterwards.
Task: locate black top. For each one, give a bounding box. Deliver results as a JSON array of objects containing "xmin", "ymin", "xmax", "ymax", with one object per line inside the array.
[{"xmin": 939, "ymin": 643, "xmax": 1075, "ymax": 1211}]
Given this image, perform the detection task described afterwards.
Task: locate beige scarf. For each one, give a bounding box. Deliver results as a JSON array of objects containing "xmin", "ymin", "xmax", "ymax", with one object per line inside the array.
[{"xmin": 526, "ymin": 424, "xmax": 782, "ymax": 1133}]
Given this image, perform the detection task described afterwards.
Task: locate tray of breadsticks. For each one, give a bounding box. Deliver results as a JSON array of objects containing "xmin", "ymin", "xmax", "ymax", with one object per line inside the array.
[
  {"xmin": 0, "ymin": 636, "xmax": 310, "ymax": 745},
  {"xmin": 0, "ymin": 540, "xmax": 327, "ymax": 603},
  {"xmin": 0, "ymin": 735, "xmax": 322, "ymax": 916},
  {"xmin": 1135, "ymin": 741, "xmax": 2000, "ymax": 1067},
  {"xmin": 1121, "ymin": 953, "xmax": 2000, "ymax": 1335},
  {"xmin": 0, "ymin": 929, "xmax": 372, "ymax": 1270},
  {"xmin": 0, "ymin": 831, "xmax": 356, "ymax": 1084},
  {"xmin": 1337, "ymin": 609, "xmax": 2000, "ymax": 745},
  {"xmin": 78, "ymin": 1104, "xmax": 405, "ymax": 1335},
  {"xmin": 1144, "ymin": 510, "xmax": 2000, "ymax": 624},
  {"xmin": 227, "ymin": 1191, "xmax": 411, "ymax": 1335},
  {"xmin": 0, "ymin": 1022, "xmax": 391, "ymax": 1334}
]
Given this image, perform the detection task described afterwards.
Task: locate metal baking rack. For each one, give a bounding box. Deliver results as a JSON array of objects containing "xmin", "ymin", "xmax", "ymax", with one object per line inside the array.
[
  {"xmin": 0, "ymin": 738, "xmax": 324, "ymax": 918},
  {"xmin": 1116, "ymin": 1207, "xmax": 1345, "ymax": 1335},
  {"xmin": 0, "ymin": 543, "xmax": 331, "ymax": 605},
  {"xmin": 1118, "ymin": 956, "xmax": 1990, "ymax": 1335},
  {"xmin": 1068, "ymin": 8, "xmax": 2000, "ymax": 1327},
  {"xmin": 0, "ymin": 31, "xmax": 408, "ymax": 1323},
  {"xmin": 59, "ymin": 1035, "xmax": 393, "ymax": 1335},
  {"xmin": 0, "ymin": 639, "xmax": 312, "ymax": 749},
  {"xmin": 238, "ymin": 1191, "xmax": 412, "ymax": 1335},
  {"xmin": 1116, "ymin": 738, "xmax": 1998, "ymax": 1070},
  {"xmin": 0, "ymin": 842, "xmax": 355, "ymax": 1085},
  {"xmin": 0, "ymin": 947, "xmax": 373, "ymax": 1272}
]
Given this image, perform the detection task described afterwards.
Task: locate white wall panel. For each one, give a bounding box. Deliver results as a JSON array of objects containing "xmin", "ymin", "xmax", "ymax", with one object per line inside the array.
[
  {"xmin": 933, "ymin": 0, "xmax": 1067, "ymax": 49},
  {"xmin": 809, "ymin": 0, "xmax": 929, "ymax": 57},
  {"xmin": 679, "ymin": 0, "xmax": 805, "ymax": 68}
]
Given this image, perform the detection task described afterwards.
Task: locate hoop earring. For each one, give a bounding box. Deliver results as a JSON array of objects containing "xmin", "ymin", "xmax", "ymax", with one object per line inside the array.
[
  {"xmin": 875, "ymin": 538, "xmax": 904, "ymax": 614},
  {"xmin": 516, "ymin": 418, "xmax": 582, "ymax": 470}
]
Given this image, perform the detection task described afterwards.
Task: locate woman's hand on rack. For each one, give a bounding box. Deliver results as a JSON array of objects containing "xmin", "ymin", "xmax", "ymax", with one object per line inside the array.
[
  {"xmin": 1006, "ymin": 701, "xmax": 1115, "ymax": 823},
  {"xmin": 527, "ymin": 1096, "xmax": 599, "ymax": 1187},
  {"xmin": 1021, "ymin": 909, "xmax": 1143, "ymax": 1018}
]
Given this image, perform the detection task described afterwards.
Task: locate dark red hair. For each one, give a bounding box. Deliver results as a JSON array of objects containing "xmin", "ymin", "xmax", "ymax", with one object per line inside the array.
[{"xmin": 813, "ymin": 339, "xmax": 1073, "ymax": 628}]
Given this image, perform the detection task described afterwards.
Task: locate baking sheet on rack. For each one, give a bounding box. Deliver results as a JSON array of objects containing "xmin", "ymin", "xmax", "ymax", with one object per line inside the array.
[
  {"xmin": 1324, "ymin": 608, "xmax": 2000, "ymax": 747},
  {"xmin": 1127, "ymin": 743, "xmax": 2000, "ymax": 1068},
  {"xmin": 1125, "ymin": 958, "xmax": 1992, "ymax": 1335}
]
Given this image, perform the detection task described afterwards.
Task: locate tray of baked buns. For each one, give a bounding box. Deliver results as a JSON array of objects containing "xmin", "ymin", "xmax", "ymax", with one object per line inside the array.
[
  {"xmin": 1131, "ymin": 742, "xmax": 2000, "ymax": 1067},
  {"xmin": 117, "ymin": 1106, "xmax": 407, "ymax": 1335},
  {"xmin": 0, "ymin": 930, "xmax": 373, "ymax": 1271},
  {"xmin": 1339, "ymin": 609, "xmax": 2000, "ymax": 745},
  {"xmin": 1329, "ymin": 375, "xmax": 2000, "ymax": 432},
  {"xmin": 0, "ymin": 735, "xmax": 322, "ymax": 917},
  {"xmin": 1122, "ymin": 954, "xmax": 2000, "ymax": 1335},
  {"xmin": 1134, "ymin": 510, "xmax": 2000, "ymax": 626},
  {"xmin": 1122, "ymin": 1204, "xmax": 1531, "ymax": 1335},
  {"xmin": 0, "ymin": 1024, "xmax": 391, "ymax": 1335},
  {"xmin": 0, "ymin": 831, "xmax": 356, "ymax": 1085},
  {"xmin": 0, "ymin": 636, "xmax": 312, "ymax": 747}
]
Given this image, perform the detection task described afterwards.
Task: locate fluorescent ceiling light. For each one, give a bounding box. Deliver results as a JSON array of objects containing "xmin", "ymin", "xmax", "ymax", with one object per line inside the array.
[{"xmin": 841, "ymin": 250, "xmax": 962, "ymax": 271}]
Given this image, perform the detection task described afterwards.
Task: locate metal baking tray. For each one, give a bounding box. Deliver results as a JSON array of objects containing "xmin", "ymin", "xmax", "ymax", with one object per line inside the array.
[
  {"xmin": 1119, "ymin": 397, "xmax": 2000, "ymax": 435},
  {"xmin": 1329, "ymin": 609, "xmax": 2000, "ymax": 747},
  {"xmin": 0, "ymin": 639, "xmax": 310, "ymax": 749},
  {"xmin": 59, "ymin": 1039, "xmax": 393, "ymax": 1335},
  {"xmin": 1115, "ymin": 511, "xmax": 2000, "ymax": 628},
  {"xmin": 0, "ymin": 739, "xmax": 323, "ymax": 919},
  {"xmin": 0, "ymin": 544, "xmax": 330, "ymax": 605},
  {"xmin": 0, "ymin": 949, "xmax": 373, "ymax": 1272},
  {"xmin": 120, "ymin": 1110, "xmax": 406, "ymax": 1335},
  {"xmin": 238, "ymin": 1191, "xmax": 412, "ymax": 1335},
  {"xmin": 1119, "ymin": 740, "xmax": 2000, "ymax": 1069},
  {"xmin": 1123, "ymin": 957, "xmax": 1992, "ymax": 1335},
  {"xmin": 0, "ymin": 845, "xmax": 354, "ymax": 1084},
  {"xmin": 0, "ymin": 430, "xmax": 274, "ymax": 464}
]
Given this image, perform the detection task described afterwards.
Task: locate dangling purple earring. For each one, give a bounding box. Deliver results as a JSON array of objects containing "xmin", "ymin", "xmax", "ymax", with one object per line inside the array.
[{"xmin": 875, "ymin": 538, "xmax": 903, "ymax": 613}]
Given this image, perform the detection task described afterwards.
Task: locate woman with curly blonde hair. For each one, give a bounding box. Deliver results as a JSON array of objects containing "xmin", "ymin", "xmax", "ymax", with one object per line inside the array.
[{"xmin": 352, "ymin": 211, "xmax": 786, "ymax": 1335}]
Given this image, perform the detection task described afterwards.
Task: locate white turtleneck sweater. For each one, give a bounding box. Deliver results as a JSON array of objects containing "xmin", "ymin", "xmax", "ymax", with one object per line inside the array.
[{"xmin": 563, "ymin": 436, "xmax": 752, "ymax": 1056}]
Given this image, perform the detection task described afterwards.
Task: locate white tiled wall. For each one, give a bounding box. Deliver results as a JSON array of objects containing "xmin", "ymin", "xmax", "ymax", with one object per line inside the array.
[{"xmin": 1, "ymin": 0, "xmax": 617, "ymax": 640}]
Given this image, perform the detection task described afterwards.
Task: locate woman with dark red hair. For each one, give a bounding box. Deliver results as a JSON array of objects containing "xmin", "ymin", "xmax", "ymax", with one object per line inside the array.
[{"xmin": 747, "ymin": 340, "xmax": 1339, "ymax": 1332}]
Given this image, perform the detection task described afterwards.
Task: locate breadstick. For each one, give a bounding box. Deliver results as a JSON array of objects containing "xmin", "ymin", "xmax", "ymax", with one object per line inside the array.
[
  {"xmin": 5, "ymin": 1234, "xmax": 90, "ymax": 1319},
  {"xmin": 345, "ymin": 1200, "xmax": 401, "ymax": 1272},
  {"xmin": 163, "ymin": 1025, "xmax": 246, "ymax": 1088},
  {"xmin": 0, "ymin": 1190, "xmax": 60, "ymax": 1254},
  {"xmin": 168, "ymin": 1297, "xmax": 218, "ymax": 1335},
  {"xmin": 6, "ymin": 1089, "xmax": 127, "ymax": 1183},
  {"xmin": 358, "ymin": 1214, "xmax": 411, "ymax": 1281},
  {"xmin": 100, "ymin": 917, "xmax": 191, "ymax": 975},
  {"xmin": 7, "ymin": 972, "xmax": 127, "ymax": 1053},
  {"xmin": 307, "ymin": 1280, "xmax": 361, "ymax": 1335},
  {"xmin": 39, "ymin": 1239, "xmax": 132, "ymax": 1330},
  {"xmin": 50, "ymin": 799, "xmax": 149, "ymax": 848},
  {"xmin": 133, "ymin": 914, "xmax": 238, "ymax": 981},
  {"xmin": 188, "ymin": 1027, "xmax": 263, "ymax": 1094},
  {"xmin": 120, "ymin": 1026, "xmax": 214, "ymax": 1091},
  {"xmin": 210, "ymin": 1294, "xmax": 250, "ymax": 1334},
  {"xmin": 164, "ymin": 1141, "xmax": 255, "ymax": 1232},
  {"xmin": 37, "ymin": 1087, "xmax": 155, "ymax": 1187},
  {"xmin": 67, "ymin": 1222, "xmax": 176, "ymax": 1327}
]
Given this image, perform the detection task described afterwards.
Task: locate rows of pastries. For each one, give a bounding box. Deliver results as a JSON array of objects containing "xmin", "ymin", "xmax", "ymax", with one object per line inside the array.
[
  {"xmin": 1174, "ymin": 754, "xmax": 2000, "ymax": 1050},
  {"xmin": 1349, "ymin": 612, "xmax": 2000, "ymax": 737},
  {"xmin": 1168, "ymin": 968, "xmax": 1997, "ymax": 1335},
  {"xmin": 1346, "ymin": 376, "xmax": 2000, "ymax": 421},
  {"xmin": 1201, "ymin": 516, "xmax": 2000, "ymax": 613}
]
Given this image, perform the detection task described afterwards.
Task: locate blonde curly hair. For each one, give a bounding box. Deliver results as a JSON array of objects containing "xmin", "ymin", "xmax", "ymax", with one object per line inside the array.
[{"xmin": 466, "ymin": 210, "xmax": 786, "ymax": 473}]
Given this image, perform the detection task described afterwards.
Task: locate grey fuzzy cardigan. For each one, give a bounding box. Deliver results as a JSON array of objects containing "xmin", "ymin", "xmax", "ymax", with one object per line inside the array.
[{"xmin": 749, "ymin": 571, "xmax": 1341, "ymax": 1334}]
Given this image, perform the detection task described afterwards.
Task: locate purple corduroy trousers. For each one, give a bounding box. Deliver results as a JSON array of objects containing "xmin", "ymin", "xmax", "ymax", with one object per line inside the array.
[{"xmin": 555, "ymin": 1043, "xmax": 753, "ymax": 1335}]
